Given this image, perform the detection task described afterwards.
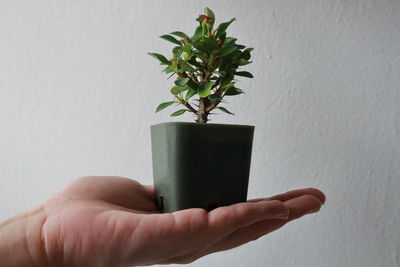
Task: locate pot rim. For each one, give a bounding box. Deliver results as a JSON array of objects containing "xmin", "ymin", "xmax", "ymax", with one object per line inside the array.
[{"xmin": 151, "ymin": 121, "xmax": 254, "ymax": 129}]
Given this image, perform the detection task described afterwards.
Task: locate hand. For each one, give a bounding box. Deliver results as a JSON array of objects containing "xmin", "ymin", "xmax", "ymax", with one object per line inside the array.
[{"xmin": 0, "ymin": 176, "xmax": 325, "ymax": 267}]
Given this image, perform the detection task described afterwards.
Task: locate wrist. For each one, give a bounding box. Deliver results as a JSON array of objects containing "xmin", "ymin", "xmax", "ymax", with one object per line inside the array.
[{"xmin": 0, "ymin": 206, "xmax": 49, "ymax": 267}]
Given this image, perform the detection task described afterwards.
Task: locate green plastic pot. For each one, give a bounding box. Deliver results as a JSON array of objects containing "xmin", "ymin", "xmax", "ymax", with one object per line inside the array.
[{"xmin": 151, "ymin": 122, "xmax": 254, "ymax": 213}]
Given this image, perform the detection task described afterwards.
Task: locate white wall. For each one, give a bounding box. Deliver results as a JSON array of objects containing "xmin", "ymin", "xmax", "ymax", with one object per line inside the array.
[{"xmin": 0, "ymin": 0, "xmax": 399, "ymax": 266}]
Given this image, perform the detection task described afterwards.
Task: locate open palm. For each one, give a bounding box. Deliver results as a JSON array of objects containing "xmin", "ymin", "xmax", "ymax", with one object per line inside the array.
[{"xmin": 40, "ymin": 176, "xmax": 325, "ymax": 267}]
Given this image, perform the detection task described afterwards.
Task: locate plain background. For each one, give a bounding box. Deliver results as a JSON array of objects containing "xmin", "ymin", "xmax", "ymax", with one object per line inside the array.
[{"xmin": 0, "ymin": 1, "xmax": 399, "ymax": 266}]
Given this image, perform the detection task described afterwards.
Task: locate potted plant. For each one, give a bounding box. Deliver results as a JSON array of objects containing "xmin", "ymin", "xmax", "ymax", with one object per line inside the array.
[{"xmin": 149, "ymin": 7, "xmax": 254, "ymax": 212}]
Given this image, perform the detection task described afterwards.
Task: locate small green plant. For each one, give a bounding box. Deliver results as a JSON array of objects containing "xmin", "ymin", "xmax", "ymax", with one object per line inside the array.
[{"xmin": 149, "ymin": 7, "xmax": 253, "ymax": 123}]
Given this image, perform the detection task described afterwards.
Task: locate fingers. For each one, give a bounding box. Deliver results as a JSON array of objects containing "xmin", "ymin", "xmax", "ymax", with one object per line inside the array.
[
  {"xmin": 188, "ymin": 194, "xmax": 323, "ymax": 260},
  {"xmin": 156, "ymin": 200, "xmax": 289, "ymax": 264},
  {"xmin": 207, "ymin": 200, "xmax": 289, "ymax": 236},
  {"xmin": 284, "ymin": 194, "xmax": 322, "ymax": 221},
  {"xmin": 166, "ymin": 199, "xmax": 289, "ymax": 245},
  {"xmin": 168, "ymin": 192, "xmax": 322, "ymax": 255},
  {"xmin": 175, "ymin": 200, "xmax": 288, "ymax": 251},
  {"xmin": 195, "ymin": 218, "xmax": 286, "ymax": 256},
  {"xmin": 153, "ymin": 192, "xmax": 325, "ymax": 265},
  {"xmin": 146, "ymin": 189, "xmax": 325, "ymax": 265},
  {"xmin": 249, "ymin": 187, "xmax": 326, "ymax": 204}
]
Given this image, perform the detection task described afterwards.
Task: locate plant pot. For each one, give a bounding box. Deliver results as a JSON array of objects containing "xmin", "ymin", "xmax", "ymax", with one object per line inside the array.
[{"xmin": 151, "ymin": 122, "xmax": 254, "ymax": 213}]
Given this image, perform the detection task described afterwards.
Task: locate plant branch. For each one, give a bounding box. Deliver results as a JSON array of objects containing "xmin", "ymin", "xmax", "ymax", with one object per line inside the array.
[
  {"xmin": 201, "ymin": 71, "xmax": 212, "ymax": 83},
  {"xmin": 191, "ymin": 73, "xmax": 199, "ymax": 83},
  {"xmin": 184, "ymin": 102, "xmax": 197, "ymax": 114}
]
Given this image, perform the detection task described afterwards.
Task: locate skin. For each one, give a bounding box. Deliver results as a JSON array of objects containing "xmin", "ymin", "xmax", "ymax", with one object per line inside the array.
[{"xmin": 0, "ymin": 176, "xmax": 325, "ymax": 267}]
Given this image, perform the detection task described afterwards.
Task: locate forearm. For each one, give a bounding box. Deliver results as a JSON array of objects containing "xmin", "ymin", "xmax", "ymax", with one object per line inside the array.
[{"xmin": 0, "ymin": 206, "xmax": 48, "ymax": 267}]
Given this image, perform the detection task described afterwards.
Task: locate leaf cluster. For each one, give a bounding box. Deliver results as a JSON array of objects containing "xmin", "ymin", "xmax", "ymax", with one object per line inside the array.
[{"xmin": 149, "ymin": 7, "xmax": 253, "ymax": 120}]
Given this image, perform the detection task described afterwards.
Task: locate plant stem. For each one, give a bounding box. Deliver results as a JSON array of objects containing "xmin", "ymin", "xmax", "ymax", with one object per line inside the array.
[{"xmin": 196, "ymin": 98, "xmax": 209, "ymax": 123}]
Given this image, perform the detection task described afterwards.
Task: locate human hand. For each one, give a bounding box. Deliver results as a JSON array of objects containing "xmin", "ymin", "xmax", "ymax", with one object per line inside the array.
[{"xmin": 0, "ymin": 176, "xmax": 325, "ymax": 267}]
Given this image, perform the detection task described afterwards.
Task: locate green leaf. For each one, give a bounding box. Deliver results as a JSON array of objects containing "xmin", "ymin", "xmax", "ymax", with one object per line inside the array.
[
  {"xmin": 198, "ymin": 81, "xmax": 215, "ymax": 98},
  {"xmin": 156, "ymin": 101, "xmax": 175, "ymax": 112},
  {"xmin": 178, "ymin": 60, "xmax": 196, "ymax": 72},
  {"xmin": 162, "ymin": 66, "xmax": 175, "ymax": 73},
  {"xmin": 170, "ymin": 86, "xmax": 180, "ymax": 95},
  {"xmin": 225, "ymin": 87, "xmax": 244, "ymax": 96},
  {"xmin": 170, "ymin": 31, "xmax": 189, "ymax": 39},
  {"xmin": 175, "ymin": 78, "xmax": 189, "ymax": 86},
  {"xmin": 192, "ymin": 40, "xmax": 208, "ymax": 52},
  {"xmin": 204, "ymin": 7, "xmax": 215, "ymax": 28},
  {"xmin": 238, "ymin": 58, "xmax": 252, "ymax": 66},
  {"xmin": 215, "ymin": 18, "xmax": 236, "ymax": 38},
  {"xmin": 202, "ymin": 20, "xmax": 209, "ymax": 36},
  {"xmin": 202, "ymin": 37, "xmax": 218, "ymax": 51},
  {"xmin": 222, "ymin": 82, "xmax": 235, "ymax": 89},
  {"xmin": 191, "ymin": 26, "xmax": 203, "ymax": 42},
  {"xmin": 217, "ymin": 106, "xmax": 235, "ymax": 115},
  {"xmin": 172, "ymin": 46, "xmax": 182, "ymax": 58},
  {"xmin": 148, "ymin": 53, "xmax": 169, "ymax": 65},
  {"xmin": 235, "ymin": 71, "xmax": 254, "ymax": 78},
  {"xmin": 219, "ymin": 44, "xmax": 237, "ymax": 57},
  {"xmin": 241, "ymin": 50, "xmax": 251, "ymax": 60},
  {"xmin": 224, "ymin": 37, "xmax": 237, "ymax": 44},
  {"xmin": 170, "ymin": 109, "xmax": 187, "ymax": 116},
  {"xmin": 186, "ymin": 80, "xmax": 198, "ymax": 91},
  {"xmin": 219, "ymin": 32, "xmax": 227, "ymax": 42},
  {"xmin": 220, "ymin": 75, "xmax": 233, "ymax": 87},
  {"xmin": 170, "ymin": 86, "xmax": 188, "ymax": 95},
  {"xmin": 204, "ymin": 7, "xmax": 215, "ymax": 19},
  {"xmin": 185, "ymin": 88, "xmax": 197, "ymax": 99},
  {"xmin": 182, "ymin": 45, "xmax": 192, "ymax": 53},
  {"xmin": 160, "ymin": 34, "xmax": 182, "ymax": 45}
]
